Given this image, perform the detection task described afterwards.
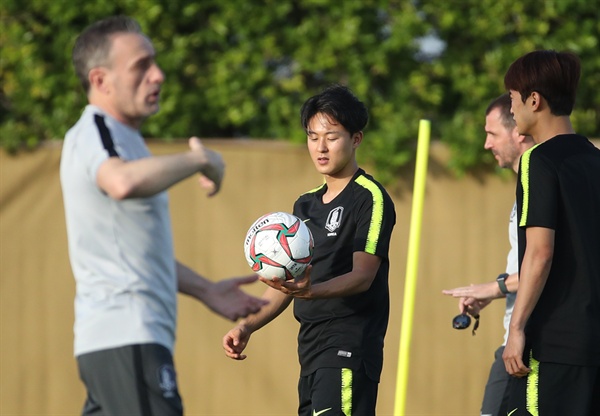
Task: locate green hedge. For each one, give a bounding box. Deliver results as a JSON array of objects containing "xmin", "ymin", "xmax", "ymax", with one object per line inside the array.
[{"xmin": 1, "ymin": 0, "xmax": 598, "ymax": 179}]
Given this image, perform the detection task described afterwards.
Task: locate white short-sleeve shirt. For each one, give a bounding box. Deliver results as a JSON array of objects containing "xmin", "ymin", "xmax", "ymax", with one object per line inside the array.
[{"xmin": 61, "ymin": 105, "xmax": 177, "ymax": 356}]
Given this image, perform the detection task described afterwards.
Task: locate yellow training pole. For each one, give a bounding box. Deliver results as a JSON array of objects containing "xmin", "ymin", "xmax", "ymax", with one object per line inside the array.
[{"xmin": 394, "ymin": 119, "xmax": 431, "ymax": 416}]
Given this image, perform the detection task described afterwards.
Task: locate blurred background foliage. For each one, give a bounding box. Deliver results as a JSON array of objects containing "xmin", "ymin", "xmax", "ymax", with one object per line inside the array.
[{"xmin": 1, "ymin": 0, "xmax": 598, "ymax": 179}]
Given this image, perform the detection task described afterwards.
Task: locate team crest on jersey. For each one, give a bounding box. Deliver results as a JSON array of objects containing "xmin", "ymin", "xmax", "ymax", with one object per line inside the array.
[
  {"xmin": 157, "ymin": 364, "xmax": 177, "ymax": 398},
  {"xmin": 325, "ymin": 206, "xmax": 344, "ymax": 235}
]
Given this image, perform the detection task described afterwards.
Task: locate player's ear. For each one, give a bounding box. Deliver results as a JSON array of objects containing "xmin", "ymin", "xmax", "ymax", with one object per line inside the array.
[
  {"xmin": 352, "ymin": 131, "xmax": 364, "ymax": 148},
  {"xmin": 513, "ymin": 129, "xmax": 529, "ymax": 144},
  {"xmin": 511, "ymin": 126, "xmax": 523, "ymax": 141},
  {"xmin": 530, "ymin": 91, "xmax": 542, "ymax": 110},
  {"xmin": 89, "ymin": 67, "xmax": 109, "ymax": 93}
]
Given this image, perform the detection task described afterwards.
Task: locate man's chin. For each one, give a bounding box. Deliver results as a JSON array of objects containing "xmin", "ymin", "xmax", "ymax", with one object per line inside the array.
[{"xmin": 144, "ymin": 103, "xmax": 160, "ymax": 116}]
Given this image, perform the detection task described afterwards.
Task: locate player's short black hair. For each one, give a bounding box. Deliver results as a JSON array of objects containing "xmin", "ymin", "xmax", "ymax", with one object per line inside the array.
[
  {"xmin": 504, "ymin": 50, "xmax": 580, "ymax": 116},
  {"xmin": 300, "ymin": 84, "xmax": 368, "ymax": 135}
]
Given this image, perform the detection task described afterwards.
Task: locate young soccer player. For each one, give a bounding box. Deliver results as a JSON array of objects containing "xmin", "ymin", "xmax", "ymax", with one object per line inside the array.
[
  {"xmin": 502, "ymin": 50, "xmax": 600, "ymax": 415},
  {"xmin": 223, "ymin": 84, "xmax": 396, "ymax": 416}
]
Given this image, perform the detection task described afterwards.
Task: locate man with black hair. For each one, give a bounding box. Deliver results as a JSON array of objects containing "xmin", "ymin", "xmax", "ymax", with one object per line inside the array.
[
  {"xmin": 223, "ymin": 85, "xmax": 396, "ymax": 416},
  {"xmin": 503, "ymin": 50, "xmax": 600, "ymax": 415}
]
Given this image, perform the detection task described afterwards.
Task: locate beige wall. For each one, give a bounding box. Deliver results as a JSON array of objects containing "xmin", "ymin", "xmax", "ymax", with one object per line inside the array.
[{"xmin": 1, "ymin": 140, "xmax": 519, "ymax": 415}]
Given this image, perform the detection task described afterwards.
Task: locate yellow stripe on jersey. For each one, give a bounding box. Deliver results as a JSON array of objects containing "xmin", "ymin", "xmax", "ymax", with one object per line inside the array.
[
  {"xmin": 355, "ymin": 175, "xmax": 384, "ymax": 254},
  {"xmin": 519, "ymin": 144, "xmax": 541, "ymax": 227},
  {"xmin": 302, "ymin": 182, "xmax": 326, "ymax": 195}
]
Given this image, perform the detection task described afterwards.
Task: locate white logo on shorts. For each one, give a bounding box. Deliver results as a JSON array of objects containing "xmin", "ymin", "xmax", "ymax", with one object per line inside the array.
[{"xmin": 158, "ymin": 365, "xmax": 177, "ymax": 398}]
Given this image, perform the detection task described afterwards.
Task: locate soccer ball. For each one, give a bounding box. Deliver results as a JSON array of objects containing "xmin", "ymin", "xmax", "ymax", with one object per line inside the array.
[{"xmin": 244, "ymin": 212, "xmax": 314, "ymax": 281}]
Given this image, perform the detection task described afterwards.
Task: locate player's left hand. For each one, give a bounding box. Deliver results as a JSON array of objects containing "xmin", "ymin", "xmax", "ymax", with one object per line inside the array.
[
  {"xmin": 260, "ymin": 265, "xmax": 313, "ymax": 299},
  {"xmin": 442, "ymin": 282, "xmax": 500, "ymax": 301}
]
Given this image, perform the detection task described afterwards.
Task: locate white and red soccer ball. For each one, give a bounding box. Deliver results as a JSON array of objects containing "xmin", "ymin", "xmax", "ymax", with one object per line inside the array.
[{"xmin": 244, "ymin": 212, "xmax": 314, "ymax": 281}]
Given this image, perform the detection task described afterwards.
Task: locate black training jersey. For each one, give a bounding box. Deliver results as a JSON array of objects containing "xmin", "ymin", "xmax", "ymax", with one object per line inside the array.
[
  {"xmin": 292, "ymin": 168, "xmax": 396, "ymax": 382},
  {"xmin": 516, "ymin": 134, "xmax": 600, "ymax": 366}
]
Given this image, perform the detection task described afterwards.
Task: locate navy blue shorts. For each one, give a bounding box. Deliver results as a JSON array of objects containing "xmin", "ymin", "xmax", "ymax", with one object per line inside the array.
[{"xmin": 77, "ymin": 343, "xmax": 183, "ymax": 416}]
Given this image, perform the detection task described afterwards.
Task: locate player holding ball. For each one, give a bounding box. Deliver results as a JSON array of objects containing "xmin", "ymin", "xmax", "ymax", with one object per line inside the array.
[{"xmin": 223, "ymin": 84, "xmax": 396, "ymax": 416}]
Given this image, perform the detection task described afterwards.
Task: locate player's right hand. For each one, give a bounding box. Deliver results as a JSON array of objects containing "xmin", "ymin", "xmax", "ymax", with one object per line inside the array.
[
  {"xmin": 460, "ymin": 296, "xmax": 490, "ymax": 316},
  {"xmin": 223, "ymin": 325, "xmax": 251, "ymax": 360},
  {"xmin": 503, "ymin": 329, "xmax": 531, "ymax": 377},
  {"xmin": 189, "ymin": 137, "xmax": 225, "ymax": 196}
]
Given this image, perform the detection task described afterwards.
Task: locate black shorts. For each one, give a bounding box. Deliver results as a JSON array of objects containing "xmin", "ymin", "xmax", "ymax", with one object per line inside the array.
[
  {"xmin": 77, "ymin": 343, "xmax": 183, "ymax": 416},
  {"xmin": 298, "ymin": 367, "xmax": 378, "ymax": 416},
  {"xmin": 505, "ymin": 350, "xmax": 600, "ymax": 416}
]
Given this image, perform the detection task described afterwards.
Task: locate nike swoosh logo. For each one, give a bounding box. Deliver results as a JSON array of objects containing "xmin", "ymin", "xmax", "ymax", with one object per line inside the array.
[
  {"xmin": 303, "ymin": 218, "xmax": 311, "ymax": 223},
  {"xmin": 507, "ymin": 409, "xmax": 518, "ymax": 416},
  {"xmin": 313, "ymin": 408, "xmax": 332, "ymax": 416}
]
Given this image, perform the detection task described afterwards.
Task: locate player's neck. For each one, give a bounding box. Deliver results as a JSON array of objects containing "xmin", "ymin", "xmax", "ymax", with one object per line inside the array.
[
  {"xmin": 88, "ymin": 95, "xmax": 143, "ymax": 131},
  {"xmin": 323, "ymin": 166, "xmax": 358, "ymax": 203},
  {"xmin": 532, "ymin": 115, "xmax": 575, "ymax": 144}
]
